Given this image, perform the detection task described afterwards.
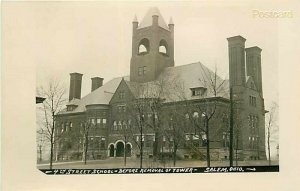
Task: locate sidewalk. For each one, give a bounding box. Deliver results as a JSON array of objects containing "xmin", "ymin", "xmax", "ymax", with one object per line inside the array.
[{"xmin": 37, "ymin": 158, "xmax": 279, "ymax": 169}]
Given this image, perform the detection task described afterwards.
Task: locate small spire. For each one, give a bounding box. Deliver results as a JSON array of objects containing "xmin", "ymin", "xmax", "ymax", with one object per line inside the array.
[
  {"xmin": 133, "ymin": 14, "xmax": 138, "ymax": 22},
  {"xmin": 169, "ymin": 17, "xmax": 174, "ymax": 25},
  {"xmin": 150, "ymin": 7, "xmax": 160, "ymax": 16}
]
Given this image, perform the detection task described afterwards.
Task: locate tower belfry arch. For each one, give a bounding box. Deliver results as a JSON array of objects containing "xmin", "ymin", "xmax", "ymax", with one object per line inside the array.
[{"xmin": 130, "ymin": 7, "xmax": 175, "ymax": 83}]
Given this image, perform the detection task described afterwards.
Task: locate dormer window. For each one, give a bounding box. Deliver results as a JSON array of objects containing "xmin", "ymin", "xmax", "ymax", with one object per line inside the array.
[
  {"xmin": 190, "ymin": 87, "xmax": 207, "ymax": 97},
  {"xmin": 66, "ymin": 104, "xmax": 78, "ymax": 111}
]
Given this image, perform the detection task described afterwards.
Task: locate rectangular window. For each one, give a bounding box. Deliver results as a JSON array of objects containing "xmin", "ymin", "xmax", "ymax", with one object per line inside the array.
[
  {"xmin": 138, "ymin": 66, "xmax": 147, "ymax": 76},
  {"xmin": 138, "ymin": 67, "xmax": 143, "ymax": 76},
  {"xmin": 103, "ymin": 119, "xmax": 106, "ymax": 124},
  {"xmin": 65, "ymin": 123, "xmax": 69, "ymax": 132},
  {"xmin": 118, "ymin": 105, "xmax": 126, "ymax": 113},
  {"xmin": 249, "ymin": 96, "xmax": 257, "ymax": 107},
  {"xmin": 118, "ymin": 121, "xmax": 122, "ymax": 130},
  {"xmin": 91, "ymin": 118, "xmax": 95, "ymax": 125},
  {"xmin": 97, "ymin": 118, "xmax": 101, "ymax": 124},
  {"xmin": 119, "ymin": 91, "xmax": 125, "ymax": 99},
  {"xmin": 61, "ymin": 123, "xmax": 64, "ymax": 133},
  {"xmin": 113, "ymin": 121, "xmax": 117, "ymax": 130}
]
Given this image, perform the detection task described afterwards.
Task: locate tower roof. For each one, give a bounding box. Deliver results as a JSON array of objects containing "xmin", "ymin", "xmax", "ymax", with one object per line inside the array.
[
  {"xmin": 133, "ymin": 14, "xmax": 138, "ymax": 22},
  {"xmin": 137, "ymin": 7, "xmax": 170, "ymax": 31},
  {"xmin": 169, "ymin": 17, "xmax": 174, "ymax": 25}
]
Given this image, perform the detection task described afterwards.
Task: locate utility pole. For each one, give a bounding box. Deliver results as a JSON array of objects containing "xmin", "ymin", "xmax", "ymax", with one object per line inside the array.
[{"xmin": 229, "ymin": 88, "xmax": 234, "ymax": 166}]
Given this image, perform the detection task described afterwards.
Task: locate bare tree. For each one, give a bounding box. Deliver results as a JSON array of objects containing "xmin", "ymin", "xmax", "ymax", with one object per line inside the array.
[
  {"xmin": 37, "ymin": 78, "xmax": 67, "ymax": 169},
  {"xmin": 125, "ymin": 65, "xmax": 227, "ymax": 168},
  {"xmin": 127, "ymin": 97, "xmax": 147, "ymax": 168},
  {"xmin": 177, "ymin": 65, "xmax": 228, "ymax": 167},
  {"xmin": 125, "ymin": 76, "xmax": 170, "ymax": 168},
  {"xmin": 81, "ymin": 120, "xmax": 93, "ymax": 165},
  {"xmin": 161, "ymin": 106, "xmax": 186, "ymax": 167},
  {"xmin": 266, "ymin": 102, "xmax": 279, "ymax": 165},
  {"xmin": 36, "ymin": 128, "xmax": 47, "ymax": 162}
]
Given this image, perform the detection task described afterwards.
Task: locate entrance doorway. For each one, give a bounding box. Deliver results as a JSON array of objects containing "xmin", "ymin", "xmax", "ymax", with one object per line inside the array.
[{"xmin": 116, "ymin": 142, "xmax": 124, "ymax": 157}]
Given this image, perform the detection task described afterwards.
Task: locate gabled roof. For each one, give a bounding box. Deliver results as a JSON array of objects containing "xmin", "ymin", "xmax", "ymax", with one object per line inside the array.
[
  {"xmin": 59, "ymin": 76, "xmax": 129, "ymax": 114},
  {"xmin": 123, "ymin": 62, "xmax": 229, "ymax": 102},
  {"xmin": 246, "ymin": 75, "xmax": 258, "ymax": 91},
  {"xmin": 161, "ymin": 62, "xmax": 229, "ymax": 101},
  {"xmin": 59, "ymin": 62, "xmax": 229, "ymax": 115},
  {"xmin": 137, "ymin": 7, "xmax": 170, "ymax": 31}
]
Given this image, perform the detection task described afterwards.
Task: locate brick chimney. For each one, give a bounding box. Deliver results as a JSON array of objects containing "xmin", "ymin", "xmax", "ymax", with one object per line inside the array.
[
  {"xmin": 245, "ymin": 46, "xmax": 263, "ymax": 96},
  {"xmin": 227, "ymin": 35, "xmax": 246, "ymax": 88},
  {"xmin": 91, "ymin": 77, "xmax": 104, "ymax": 92},
  {"xmin": 69, "ymin": 72, "xmax": 83, "ymax": 101}
]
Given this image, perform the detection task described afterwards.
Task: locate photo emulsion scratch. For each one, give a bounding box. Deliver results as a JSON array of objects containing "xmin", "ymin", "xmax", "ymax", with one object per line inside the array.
[{"xmin": 36, "ymin": 6, "xmax": 279, "ymax": 175}]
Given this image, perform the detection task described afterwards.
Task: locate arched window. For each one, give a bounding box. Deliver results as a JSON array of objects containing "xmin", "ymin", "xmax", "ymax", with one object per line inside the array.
[
  {"xmin": 159, "ymin": 39, "xmax": 168, "ymax": 55},
  {"xmin": 138, "ymin": 38, "xmax": 150, "ymax": 55}
]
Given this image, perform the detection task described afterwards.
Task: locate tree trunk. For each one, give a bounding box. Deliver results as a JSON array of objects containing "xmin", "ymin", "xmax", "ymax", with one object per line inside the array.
[
  {"xmin": 49, "ymin": 111, "xmax": 55, "ymax": 169},
  {"xmin": 235, "ymin": 135, "xmax": 238, "ymax": 166},
  {"xmin": 39, "ymin": 145, "xmax": 42, "ymax": 162},
  {"xmin": 84, "ymin": 136, "xmax": 88, "ymax": 165},
  {"xmin": 49, "ymin": 141, "xmax": 54, "ymax": 169},
  {"xmin": 140, "ymin": 143, "xmax": 143, "ymax": 168},
  {"xmin": 140, "ymin": 125, "xmax": 143, "ymax": 168},
  {"xmin": 268, "ymin": 126, "xmax": 271, "ymax": 166},
  {"xmin": 173, "ymin": 143, "xmax": 177, "ymax": 167},
  {"xmin": 124, "ymin": 136, "xmax": 127, "ymax": 167},
  {"xmin": 153, "ymin": 132, "xmax": 158, "ymax": 162},
  {"xmin": 206, "ymin": 119, "xmax": 210, "ymax": 167}
]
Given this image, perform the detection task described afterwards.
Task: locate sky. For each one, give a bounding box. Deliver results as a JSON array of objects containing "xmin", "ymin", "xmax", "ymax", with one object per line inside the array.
[
  {"xmin": 18, "ymin": 1, "xmax": 280, "ymax": 110},
  {"xmin": 3, "ymin": 1, "xmax": 282, "ymax": 157}
]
